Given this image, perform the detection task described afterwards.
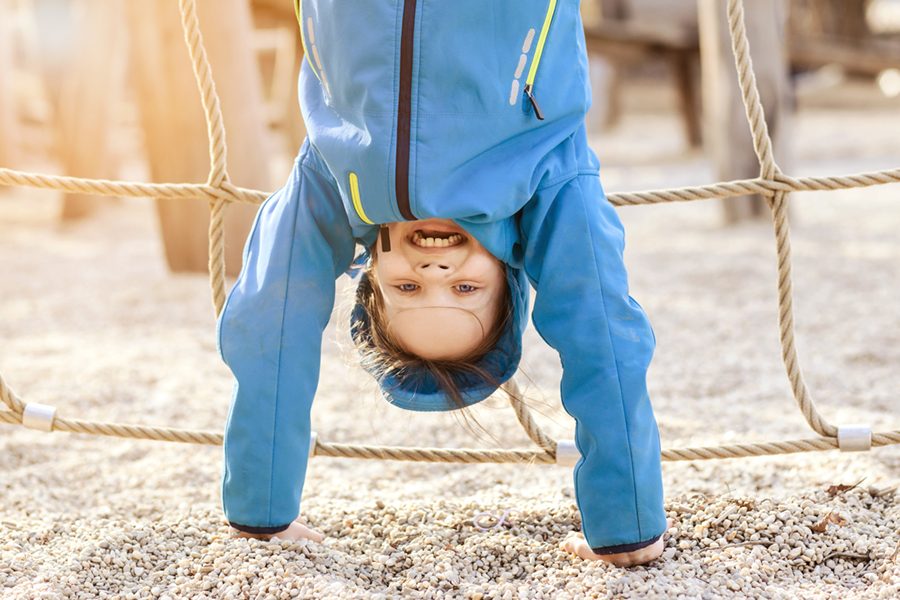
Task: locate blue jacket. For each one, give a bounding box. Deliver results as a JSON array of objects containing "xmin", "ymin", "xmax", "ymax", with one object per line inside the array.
[{"xmin": 218, "ymin": 0, "xmax": 666, "ymax": 555}]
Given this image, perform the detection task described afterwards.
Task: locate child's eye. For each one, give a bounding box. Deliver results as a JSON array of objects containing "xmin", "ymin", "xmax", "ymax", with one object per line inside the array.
[
  {"xmin": 456, "ymin": 284, "xmax": 478, "ymax": 294},
  {"xmin": 396, "ymin": 283, "xmax": 419, "ymax": 293}
]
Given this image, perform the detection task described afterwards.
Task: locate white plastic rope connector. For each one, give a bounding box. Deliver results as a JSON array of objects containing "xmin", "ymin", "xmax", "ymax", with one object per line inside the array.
[
  {"xmin": 556, "ymin": 439, "xmax": 581, "ymax": 466},
  {"xmin": 309, "ymin": 430, "xmax": 318, "ymax": 457},
  {"xmin": 837, "ymin": 424, "xmax": 872, "ymax": 452},
  {"xmin": 22, "ymin": 402, "xmax": 57, "ymax": 432}
]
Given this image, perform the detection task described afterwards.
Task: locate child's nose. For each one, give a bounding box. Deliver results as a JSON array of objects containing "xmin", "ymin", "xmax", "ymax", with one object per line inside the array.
[{"xmin": 417, "ymin": 262, "xmax": 453, "ymax": 273}]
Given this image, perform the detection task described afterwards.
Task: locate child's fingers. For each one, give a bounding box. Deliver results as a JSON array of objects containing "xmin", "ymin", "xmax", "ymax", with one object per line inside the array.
[
  {"xmin": 291, "ymin": 518, "xmax": 326, "ymax": 542},
  {"xmin": 559, "ymin": 532, "xmax": 598, "ymax": 561},
  {"xmin": 557, "ymin": 532, "xmax": 577, "ymax": 553},
  {"xmin": 306, "ymin": 527, "xmax": 326, "ymax": 542},
  {"xmin": 661, "ymin": 517, "xmax": 675, "ymax": 544}
]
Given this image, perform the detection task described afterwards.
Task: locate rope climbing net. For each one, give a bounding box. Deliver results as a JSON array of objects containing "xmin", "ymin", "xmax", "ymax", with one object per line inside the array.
[{"xmin": 1, "ymin": 0, "xmax": 898, "ymax": 466}]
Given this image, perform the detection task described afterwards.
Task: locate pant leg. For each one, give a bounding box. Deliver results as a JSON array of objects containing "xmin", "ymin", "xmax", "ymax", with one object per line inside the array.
[
  {"xmin": 217, "ymin": 141, "xmax": 355, "ymax": 533},
  {"xmin": 519, "ymin": 168, "xmax": 666, "ymax": 553}
]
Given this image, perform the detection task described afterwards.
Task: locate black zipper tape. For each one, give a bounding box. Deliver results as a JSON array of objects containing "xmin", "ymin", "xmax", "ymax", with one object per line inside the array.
[{"xmin": 395, "ymin": 0, "xmax": 418, "ymax": 221}]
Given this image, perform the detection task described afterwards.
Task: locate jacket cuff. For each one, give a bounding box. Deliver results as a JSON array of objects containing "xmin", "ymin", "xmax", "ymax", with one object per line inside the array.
[
  {"xmin": 591, "ymin": 532, "xmax": 662, "ymax": 555},
  {"xmin": 229, "ymin": 521, "xmax": 291, "ymax": 535}
]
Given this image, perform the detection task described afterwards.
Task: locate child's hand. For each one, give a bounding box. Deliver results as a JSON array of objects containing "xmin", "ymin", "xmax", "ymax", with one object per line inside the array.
[
  {"xmin": 232, "ymin": 517, "xmax": 326, "ymax": 544},
  {"xmin": 559, "ymin": 517, "xmax": 673, "ymax": 567}
]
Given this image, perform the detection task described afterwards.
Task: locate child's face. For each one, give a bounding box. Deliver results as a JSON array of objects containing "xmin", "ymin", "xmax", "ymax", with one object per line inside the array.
[{"xmin": 372, "ymin": 219, "xmax": 506, "ymax": 361}]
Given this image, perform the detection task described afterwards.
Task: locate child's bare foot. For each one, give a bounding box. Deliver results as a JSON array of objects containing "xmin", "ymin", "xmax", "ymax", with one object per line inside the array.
[
  {"xmin": 233, "ymin": 517, "xmax": 326, "ymax": 543},
  {"xmin": 559, "ymin": 517, "xmax": 673, "ymax": 567}
]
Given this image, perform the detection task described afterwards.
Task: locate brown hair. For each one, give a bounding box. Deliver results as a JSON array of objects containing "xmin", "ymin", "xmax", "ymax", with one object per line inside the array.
[{"xmin": 353, "ymin": 246, "xmax": 514, "ymax": 441}]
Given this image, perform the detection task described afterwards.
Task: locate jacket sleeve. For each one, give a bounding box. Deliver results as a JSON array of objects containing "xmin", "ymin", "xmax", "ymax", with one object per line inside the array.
[
  {"xmin": 518, "ymin": 172, "xmax": 667, "ymax": 554},
  {"xmin": 216, "ymin": 141, "xmax": 356, "ymax": 533}
]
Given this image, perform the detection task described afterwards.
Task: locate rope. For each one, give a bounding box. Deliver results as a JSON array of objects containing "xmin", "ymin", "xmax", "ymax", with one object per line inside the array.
[
  {"xmin": 178, "ymin": 0, "xmax": 231, "ymax": 315},
  {"xmin": 1, "ymin": 0, "xmax": 898, "ymax": 464},
  {"xmin": 3, "ymin": 166, "xmax": 898, "ymax": 208}
]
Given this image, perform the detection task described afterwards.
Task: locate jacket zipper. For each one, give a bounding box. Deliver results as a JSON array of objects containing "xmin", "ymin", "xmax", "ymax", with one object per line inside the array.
[
  {"xmin": 523, "ymin": 0, "xmax": 559, "ymax": 121},
  {"xmin": 395, "ymin": 0, "xmax": 418, "ymax": 220}
]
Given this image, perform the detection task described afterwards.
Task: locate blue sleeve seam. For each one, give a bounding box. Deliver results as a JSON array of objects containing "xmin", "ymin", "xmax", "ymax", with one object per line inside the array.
[
  {"xmin": 572, "ymin": 175, "xmax": 645, "ymax": 542},
  {"xmin": 264, "ymin": 169, "xmax": 305, "ymax": 527},
  {"xmin": 535, "ymin": 169, "xmax": 599, "ymax": 192}
]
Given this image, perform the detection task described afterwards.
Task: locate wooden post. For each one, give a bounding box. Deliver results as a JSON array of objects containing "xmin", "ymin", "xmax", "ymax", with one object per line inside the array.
[
  {"xmin": 31, "ymin": 0, "xmax": 72, "ymax": 119},
  {"xmin": 126, "ymin": 0, "xmax": 271, "ymax": 277},
  {"xmin": 670, "ymin": 49, "xmax": 703, "ymax": 148},
  {"xmin": 792, "ymin": 0, "xmax": 871, "ymax": 40},
  {"xmin": 53, "ymin": 0, "xmax": 126, "ymax": 220},
  {"xmin": 699, "ymin": 0, "xmax": 794, "ymax": 224},
  {"xmin": 585, "ymin": 0, "xmax": 630, "ymax": 132},
  {"xmin": 250, "ymin": 0, "xmax": 308, "ymax": 157},
  {"xmin": 0, "ymin": 3, "xmax": 17, "ymax": 170}
]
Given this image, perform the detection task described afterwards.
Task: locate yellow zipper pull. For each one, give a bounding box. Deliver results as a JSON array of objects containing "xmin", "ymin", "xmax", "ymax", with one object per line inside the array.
[{"xmin": 523, "ymin": 84, "xmax": 545, "ymax": 121}]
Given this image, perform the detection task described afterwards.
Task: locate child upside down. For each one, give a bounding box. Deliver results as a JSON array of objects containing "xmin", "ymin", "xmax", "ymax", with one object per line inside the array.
[{"xmin": 217, "ymin": 0, "xmax": 670, "ymax": 567}]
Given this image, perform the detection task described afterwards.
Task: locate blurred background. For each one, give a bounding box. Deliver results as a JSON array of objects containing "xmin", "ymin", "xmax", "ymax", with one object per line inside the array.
[
  {"xmin": 1, "ymin": 3, "xmax": 899, "ymax": 596},
  {"xmin": 1, "ymin": 0, "xmax": 898, "ymax": 276}
]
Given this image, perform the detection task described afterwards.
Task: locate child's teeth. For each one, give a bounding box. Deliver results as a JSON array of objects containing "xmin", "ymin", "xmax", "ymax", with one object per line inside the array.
[{"xmin": 412, "ymin": 231, "xmax": 464, "ymax": 247}]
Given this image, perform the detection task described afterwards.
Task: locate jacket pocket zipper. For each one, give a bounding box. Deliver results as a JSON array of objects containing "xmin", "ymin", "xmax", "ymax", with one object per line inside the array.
[
  {"xmin": 349, "ymin": 172, "xmax": 374, "ymax": 225},
  {"xmin": 523, "ymin": 0, "xmax": 559, "ymax": 121},
  {"xmin": 294, "ymin": 0, "xmax": 322, "ymax": 84}
]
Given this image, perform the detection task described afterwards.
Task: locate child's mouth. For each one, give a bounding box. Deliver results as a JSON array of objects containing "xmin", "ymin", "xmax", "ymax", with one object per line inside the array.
[{"xmin": 411, "ymin": 229, "xmax": 466, "ymax": 249}]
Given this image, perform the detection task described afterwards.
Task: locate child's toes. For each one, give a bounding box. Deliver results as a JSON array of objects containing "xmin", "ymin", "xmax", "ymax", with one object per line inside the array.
[{"xmin": 559, "ymin": 532, "xmax": 583, "ymax": 555}]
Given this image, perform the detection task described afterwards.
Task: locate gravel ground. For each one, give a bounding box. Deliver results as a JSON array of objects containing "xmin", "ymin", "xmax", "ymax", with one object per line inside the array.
[{"xmin": 1, "ymin": 89, "xmax": 898, "ymax": 598}]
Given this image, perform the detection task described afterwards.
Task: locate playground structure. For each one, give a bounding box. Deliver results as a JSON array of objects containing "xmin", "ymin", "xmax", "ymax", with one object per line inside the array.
[{"xmin": 1, "ymin": 0, "xmax": 899, "ymax": 467}]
